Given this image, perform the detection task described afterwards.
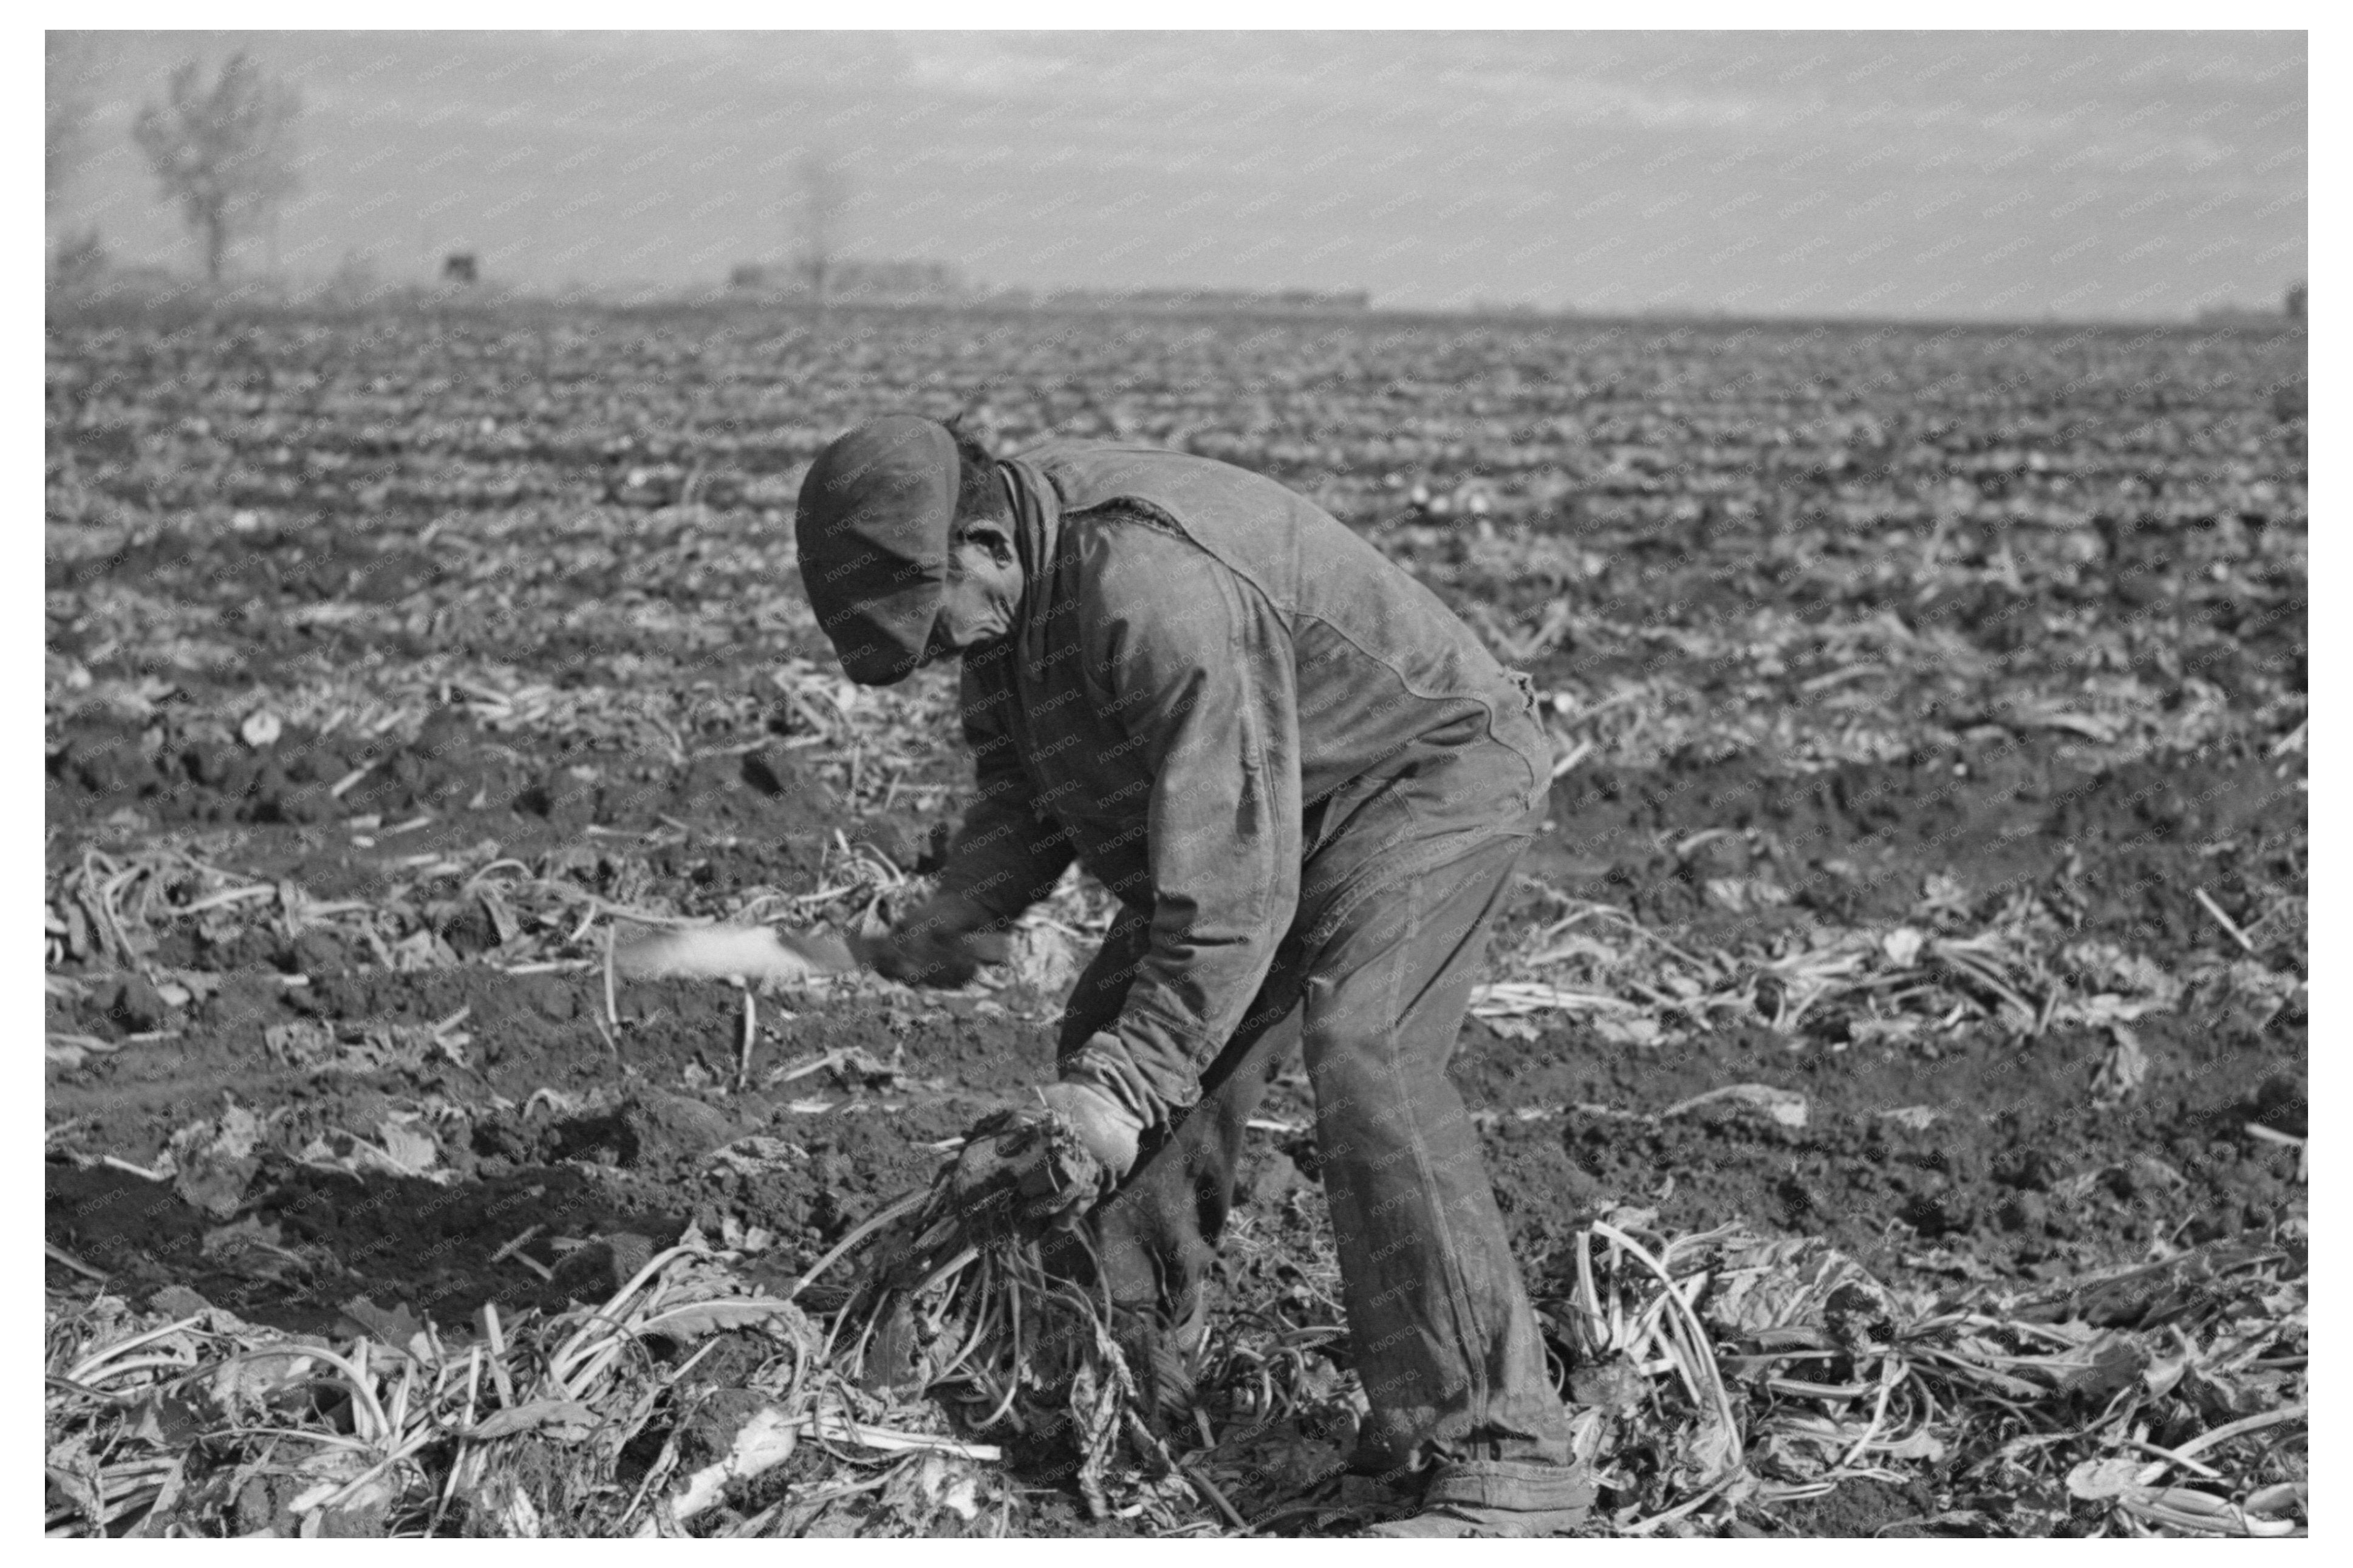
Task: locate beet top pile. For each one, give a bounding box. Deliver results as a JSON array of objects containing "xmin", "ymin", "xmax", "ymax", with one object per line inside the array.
[{"xmin": 46, "ymin": 304, "xmax": 2304, "ymax": 1537}]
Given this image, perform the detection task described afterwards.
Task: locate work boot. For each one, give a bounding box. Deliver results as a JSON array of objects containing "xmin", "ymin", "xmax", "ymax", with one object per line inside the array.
[
  {"xmin": 1331, "ymin": 1467, "xmax": 1416, "ymax": 1525},
  {"xmin": 1359, "ymin": 1499, "xmax": 1593, "ymax": 1538},
  {"xmin": 1356, "ymin": 1461, "xmax": 1596, "ymax": 1538},
  {"xmin": 1111, "ymin": 1285, "xmax": 1207, "ymax": 1434}
]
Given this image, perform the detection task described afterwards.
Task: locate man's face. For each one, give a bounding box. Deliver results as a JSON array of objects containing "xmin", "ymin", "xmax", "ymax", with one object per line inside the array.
[{"xmin": 925, "ymin": 520, "xmax": 1023, "ymax": 663}]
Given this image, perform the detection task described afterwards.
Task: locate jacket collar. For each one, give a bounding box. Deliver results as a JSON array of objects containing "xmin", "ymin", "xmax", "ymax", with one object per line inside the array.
[{"xmin": 997, "ymin": 454, "xmax": 1062, "ymax": 636}]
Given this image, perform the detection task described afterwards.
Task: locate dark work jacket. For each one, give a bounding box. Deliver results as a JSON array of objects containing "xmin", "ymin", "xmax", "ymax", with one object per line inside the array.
[{"xmin": 929, "ymin": 441, "xmax": 1550, "ymax": 1124}]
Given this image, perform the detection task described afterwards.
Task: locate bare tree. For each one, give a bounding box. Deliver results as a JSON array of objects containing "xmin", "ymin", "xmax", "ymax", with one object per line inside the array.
[
  {"xmin": 132, "ymin": 53, "xmax": 301, "ymax": 285},
  {"xmin": 789, "ymin": 149, "xmax": 850, "ymax": 305}
]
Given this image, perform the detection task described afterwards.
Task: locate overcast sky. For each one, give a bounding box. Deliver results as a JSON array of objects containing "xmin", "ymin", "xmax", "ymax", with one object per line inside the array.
[{"xmin": 47, "ymin": 30, "xmax": 2307, "ymax": 318}]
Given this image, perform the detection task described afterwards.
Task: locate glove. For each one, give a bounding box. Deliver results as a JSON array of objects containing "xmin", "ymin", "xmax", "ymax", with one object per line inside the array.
[
  {"xmin": 851, "ymin": 895, "xmax": 1008, "ymax": 987},
  {"xmin": 948, "ymin": 1081, "xmax": 1144, "ymax": 1238},
  {"xmin": 1037, "ymin": 1081, "xmax": 1142, "ymax": 1180}
]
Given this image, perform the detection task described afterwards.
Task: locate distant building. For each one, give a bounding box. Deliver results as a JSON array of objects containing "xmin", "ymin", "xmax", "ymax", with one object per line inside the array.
[
  {"xmin": 1041, "ymin": 285, "xmax": 1372, "ymax": 316},
  {"xmin": 2198, "ymin": 295, "xmax": 2301, "ymax": 327},
  {"xmin": 726, "ymin": 257, "xmax": 964, "ymax": 302},
  {"xmin": 715, "ymin": 267, "xmax": 1370, "ymax": 315},
  {"xmin": 831, "ymin": 259, "xmax": 964, "ymax": 301}
]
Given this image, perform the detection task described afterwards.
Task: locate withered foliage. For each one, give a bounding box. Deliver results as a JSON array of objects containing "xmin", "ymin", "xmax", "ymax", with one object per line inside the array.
[{"xmin": 48, "ymin": 308, "xmax": 2303, "ymax": 1535}]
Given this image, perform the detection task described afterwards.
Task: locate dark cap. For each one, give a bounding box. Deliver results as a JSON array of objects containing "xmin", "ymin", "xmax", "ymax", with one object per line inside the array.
[{"xmin": 793, "ymin": 415, "xmax": 958, "ymax": 686}]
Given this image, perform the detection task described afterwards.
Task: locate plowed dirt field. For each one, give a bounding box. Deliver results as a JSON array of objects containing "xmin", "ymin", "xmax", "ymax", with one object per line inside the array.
[{"xmin": 46, "ymin": 305, "xmax": 2305, "ymax": 1537}]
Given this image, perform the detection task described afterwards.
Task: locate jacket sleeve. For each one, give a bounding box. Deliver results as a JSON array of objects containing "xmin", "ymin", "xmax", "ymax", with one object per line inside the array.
[
  {"xmin": 1057, "ymin": 520, "xmax": 1302, "ymax": 1124},
  {"xmin": 928, "ymin": 652, "xmax": 1074, "ymax": 926}
]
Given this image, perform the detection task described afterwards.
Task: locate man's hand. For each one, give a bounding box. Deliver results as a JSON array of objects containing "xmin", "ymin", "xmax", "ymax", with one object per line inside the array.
[
  {"xmin": 852, "ymin": 895, "xmax": 1008, "ymax": 987},
  {"xmin": 1036, "ymin": 1080, "xmax": 1141, "ymax": 1179},
  {"xmin": 948, "ymin": 1080, "xmax": 1143, "ymax": 1236}
]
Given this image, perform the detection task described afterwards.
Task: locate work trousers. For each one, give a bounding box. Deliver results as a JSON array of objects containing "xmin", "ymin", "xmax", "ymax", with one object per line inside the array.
[{"xmin": 1054, "ymin": 756, "xmax": 1583, "ymax": 1511}]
